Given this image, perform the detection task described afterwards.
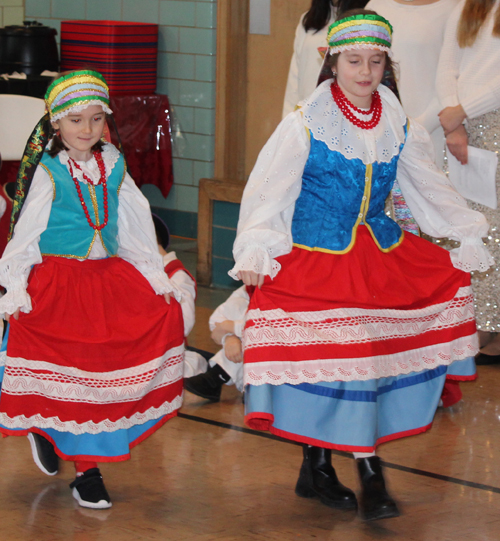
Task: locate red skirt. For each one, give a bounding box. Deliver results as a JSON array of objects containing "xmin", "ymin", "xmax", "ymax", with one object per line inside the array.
[
  {"xmin": 0, "ymin": 256, "xmax": 184, "ymax": 435},
  {"xmin": 243, "ymin": 226, "xmax": 477, "ymax": 386}
]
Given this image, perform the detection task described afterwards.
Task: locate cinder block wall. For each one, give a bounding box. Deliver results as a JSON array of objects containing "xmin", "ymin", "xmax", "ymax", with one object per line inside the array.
[{"xmin": 24, "ymin": 0, "xmax": 217, "ymax": 239}]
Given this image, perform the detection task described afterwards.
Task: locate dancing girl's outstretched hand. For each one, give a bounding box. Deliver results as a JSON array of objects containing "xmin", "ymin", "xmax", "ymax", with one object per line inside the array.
[
  {"xmin": 5, "ymin": 309, "xmax": 20, "ymax": 322},
  {"xmin": 237, "ymin": 270, "xmax": 265, "ymax": 288}
]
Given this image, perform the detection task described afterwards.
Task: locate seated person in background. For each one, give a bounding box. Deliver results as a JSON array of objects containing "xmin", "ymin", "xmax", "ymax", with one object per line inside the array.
[
  {"xmin": 153, "ymin": 214, "xmax": 207, "ymax": 378},
  {"xmin": 184, "ymin": 286, "xmax": 251, "ymax": 402}
]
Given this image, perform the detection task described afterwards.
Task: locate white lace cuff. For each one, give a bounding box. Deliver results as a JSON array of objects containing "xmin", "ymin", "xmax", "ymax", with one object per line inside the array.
[
  {"xmin": 450, "ymin": 237, "xmax": 494, "ymax": 272},
  {"xmin": 0, "ymin": 286, "xmax": 32, "ymax": 318},
  {"xmin": 228, "ymin": 245, "xmax": 281, "ymax": 280},
  {"xmin": 142, "ymin": 268, "xmax": 183, "ymax": 302}
]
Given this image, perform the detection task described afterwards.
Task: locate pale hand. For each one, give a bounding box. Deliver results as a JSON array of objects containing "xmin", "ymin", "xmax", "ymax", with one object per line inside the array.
[
  {"xmin": 5, "ymin": 309, "xmax": 20, "ymax": 322},
  {"xmin": 446, "ymin": 124, "xmax": 468, "ymax": 165},
  {"xmin": 439, "ymin": 105, "xmax": 466, "ymax": 136},
  {"xmin": 237, "ymin": 270, "xmax": 265, "ymax": 287},
  {"xmin": 163, "ymin": 292, "xmax": 171, "ymax": 304},
  {"xmin": 224, "ymin": 335, "xmax": 243, "ymax": 363},
  {"xmin": 211, "ymin": 320, "xmax": 235, "ymax": 345}
]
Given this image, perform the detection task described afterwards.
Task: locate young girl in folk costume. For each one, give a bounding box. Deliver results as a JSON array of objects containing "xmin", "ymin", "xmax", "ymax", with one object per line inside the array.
[
  {"xmin": 230, "ymin": 11, "xmax": 493, "ymax": 521},
  {"xmin": 0, "ymin": 71, "xmax": 184, "ymax": 509}
]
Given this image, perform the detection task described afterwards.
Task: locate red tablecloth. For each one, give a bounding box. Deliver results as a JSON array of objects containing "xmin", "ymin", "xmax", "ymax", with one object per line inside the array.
[{"xmin": 109, "ymin": 93, "xmax": 173, "ymax": 198}]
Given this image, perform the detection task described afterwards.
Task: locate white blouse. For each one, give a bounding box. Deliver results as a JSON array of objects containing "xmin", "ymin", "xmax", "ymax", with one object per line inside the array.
[
  {"xmin": 229, "ymin": 81, "xmax": 493, "ymax": 281},
  {"xmin": 0, "ymin": 143, "xmax": 181, "ymax": 318},
  {"xmin": 437, "ymin": 0, "xmax": 500, "ymax": 119}
]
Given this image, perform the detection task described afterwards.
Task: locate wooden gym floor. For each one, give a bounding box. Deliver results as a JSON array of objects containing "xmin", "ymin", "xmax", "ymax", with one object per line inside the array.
[{"xmin": 1, "ymin": 238, "xmax": 500, "ymax": 540}]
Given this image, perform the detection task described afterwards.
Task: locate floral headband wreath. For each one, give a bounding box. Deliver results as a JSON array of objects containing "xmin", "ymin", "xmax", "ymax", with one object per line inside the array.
[
  {"xmin": 327, "ymin": 13, "xmax": 393, "ymax": 57},
  {"xmin": 8, "ymin": 70, "xmax": 115, "ymax": 240},
  {"xmin": 45, "ymin": 69, "xmax": 112, "ymax": 121},
  {"xmin": 316, "ymin": 13, "xmax": 395, "ymax": 89}
]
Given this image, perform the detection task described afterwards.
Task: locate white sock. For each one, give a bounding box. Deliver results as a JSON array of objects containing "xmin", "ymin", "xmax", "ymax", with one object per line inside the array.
[{"xmin": 353, "ymin": 451, "xmax": 376, "ymax": 459}]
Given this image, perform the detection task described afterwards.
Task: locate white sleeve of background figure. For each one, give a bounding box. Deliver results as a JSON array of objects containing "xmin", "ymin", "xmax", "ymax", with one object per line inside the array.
[
  {"xmin": 435, "ymin": 2, "xmax": 463, "ymax": 109},
  {"xmin": 0, "ymin": 165, "xmax": 52, "ymax": 317},
  {"xmin": 209, "ymin": 285, "xmax": 250, "ymax": 338},
  {"xmin": 169, "ymin": 266, "xmax": 196, "ymax": 336},
  {"xmin": 117, "ymin": 173, "xmax": 181, "ymax": 301},
  {"xmin": 437, "ymin": 3, "xmax": 500, "ymax": 118},
  {"xmin": 397, "ymin": 119, "xmax": 494, "ymax": 272},
  {"xmin": 282, "ymin": 17, "xmax": 306, "ymax": 118},
  {"xmin": 228, "ymin": 111, "xmax": 310, "ymax": 281}
]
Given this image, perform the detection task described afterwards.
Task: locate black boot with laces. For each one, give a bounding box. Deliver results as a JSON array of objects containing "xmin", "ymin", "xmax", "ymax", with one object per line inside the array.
[
  {"xmin": 70, "ymin": 468, "xmax": 112, "ymax": 509},
  {"xmin": 28, "ymin": 433, "xmax": 59, "ymax": 476}
]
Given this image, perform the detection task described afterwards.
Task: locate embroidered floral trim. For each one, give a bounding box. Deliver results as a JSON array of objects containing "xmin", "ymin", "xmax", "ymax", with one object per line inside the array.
[
  {"xmin": 243, "ymin": 336, "xmax": 478, "ymax": 385},
  {"xmin": 0, "ymin": 395, "xmax": 183, "ymax": 434},
  {"xmin": 58, "ymin": 142, "xmax": 120, "ymax": 184},
  {"xmin": 300, "ymin": 81, "xmax": 406, "ymax": 164}
]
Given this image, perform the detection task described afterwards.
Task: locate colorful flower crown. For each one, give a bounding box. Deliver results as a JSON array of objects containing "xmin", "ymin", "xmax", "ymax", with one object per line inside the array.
[
  {"xmin": 327, "ymin": 13, "xmax": 393, "ymax": 56},
  {"xmin": 44, "ymin": 70, "xmax": 112, "ymax": 121}
]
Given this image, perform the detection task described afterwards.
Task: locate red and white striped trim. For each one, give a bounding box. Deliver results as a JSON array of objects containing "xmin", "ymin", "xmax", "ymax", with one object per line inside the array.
[
  {"xmin": 243, "ymin": 335, "xmax": 478, "ymax": 385},
  {"xmin": 0, "ymin": 395, "xmax": 183, "ymax": 435},
  {"xmin": 1, "ymin": 345, "xmax": 183, "ymax": 404},
  {"xmin": 244, "ymin": 287, "xmax": 475, "ymax": 350}
]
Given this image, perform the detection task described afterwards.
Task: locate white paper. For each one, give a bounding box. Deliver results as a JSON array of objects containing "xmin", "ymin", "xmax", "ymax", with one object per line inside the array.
[{"xmin": 447, "ymin": 145, "xmax": 498, "ymax": 209}]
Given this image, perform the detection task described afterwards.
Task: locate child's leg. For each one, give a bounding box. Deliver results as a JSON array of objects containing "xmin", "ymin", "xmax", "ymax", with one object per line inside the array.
[
  {"xmin": 354, "ymin": 452, "xmax": 399, "ymax": 521},
  {"xmin": 295, "ymin": 445, "xmax": 357, "ymax": 509},
  {"xmin": 74, "ymin": 461, "xmax": 98, "ymax": 475},
  {"xmin": 70, "ymin": 461, "xmax": 112, "ymax": 510}
]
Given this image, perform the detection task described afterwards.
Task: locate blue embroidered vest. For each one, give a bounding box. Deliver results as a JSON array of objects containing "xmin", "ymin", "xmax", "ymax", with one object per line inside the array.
[
  {"xmin": 291, "ymin": 130, "xmax": 406, "ymax": 253},
  {"xmin": 38, "ymin": 152, "xmax": 125, "ymax": 259}
]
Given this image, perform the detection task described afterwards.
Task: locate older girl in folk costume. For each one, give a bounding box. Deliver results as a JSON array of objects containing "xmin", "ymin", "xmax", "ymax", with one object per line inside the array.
[
  {"xmin": 0, "ymin": 71, "xmax": 184, "ymax": 509},
  {"xmin": 437, "ymin": 0, "xmax": 500, "ymax": 364},
  {"xmin": 230, "ymin": 12, "xmax": 493, "ymax": 521}
]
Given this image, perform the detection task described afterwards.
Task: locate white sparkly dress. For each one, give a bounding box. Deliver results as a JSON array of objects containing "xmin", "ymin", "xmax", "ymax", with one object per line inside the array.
[{"xmin": 437, "ymin": 0, "xmax": 500, "ymax": 331}]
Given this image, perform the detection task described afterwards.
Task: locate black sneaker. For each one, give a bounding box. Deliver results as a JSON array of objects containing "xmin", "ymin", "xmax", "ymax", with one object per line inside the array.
[
  {"xmin": 70, "ymin": 468, "xmax": 112, "ymax": 509},
  {"xmin": 184, "ymin": 364, "xmax": 231, "ymax": 402},
  {"xmin": 27, "ymin": 433, "xmax": 59, "ymax": 476}
]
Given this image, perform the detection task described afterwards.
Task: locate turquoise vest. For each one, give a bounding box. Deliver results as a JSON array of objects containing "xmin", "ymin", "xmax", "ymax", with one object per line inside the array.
[
  {"xmin": 38, "ymin": 151, "xmax": 125, "ymax": 259},
  {"xmin": 291, "ymin": 128, "xmax": 407, "ymax": 254}
]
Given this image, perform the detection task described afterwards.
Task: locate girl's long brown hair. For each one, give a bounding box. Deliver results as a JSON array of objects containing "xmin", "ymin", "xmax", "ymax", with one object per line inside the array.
[{"xmin": 457, "ymin": 0, "xmax": 500, "ymax": 47}]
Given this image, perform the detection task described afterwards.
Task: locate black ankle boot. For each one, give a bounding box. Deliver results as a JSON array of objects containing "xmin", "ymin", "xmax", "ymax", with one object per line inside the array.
[
  {"xmin": 356, "ymin": 456, "xmax": 400, "ymax": 521},
  {"xmin": 295, "ymin": 445, "xmax": 357, "ymax": 509}
]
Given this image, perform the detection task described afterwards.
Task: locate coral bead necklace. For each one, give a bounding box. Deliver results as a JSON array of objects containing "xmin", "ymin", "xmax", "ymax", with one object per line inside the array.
[
  {"xmin": 67, "ymin": 151, "xmax": 109, "ymax": 231},
  {"xmin": 330, "ymin": 81, "xmax": 382, "ymax": 130}
]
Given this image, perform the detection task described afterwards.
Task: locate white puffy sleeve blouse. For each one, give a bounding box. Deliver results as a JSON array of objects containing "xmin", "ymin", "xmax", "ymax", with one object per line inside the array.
[
  {"xmin": 230, "ymin": 83, "xmax": 493, "ymax": 281},
  {"xmin": 0, "ymin": 143, "xmax": 180, "ymax": 318}
]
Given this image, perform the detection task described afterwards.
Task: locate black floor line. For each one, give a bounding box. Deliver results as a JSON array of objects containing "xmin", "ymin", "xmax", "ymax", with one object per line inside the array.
[{"xmin": 178, "ymin": 411, "xmax": 500, "ymax": 495}]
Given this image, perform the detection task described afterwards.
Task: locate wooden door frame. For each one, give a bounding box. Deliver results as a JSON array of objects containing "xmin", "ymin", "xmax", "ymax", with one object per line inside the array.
[{"xmin": 213, "ymin": 0, "xmax": 249, "ymax": 181}]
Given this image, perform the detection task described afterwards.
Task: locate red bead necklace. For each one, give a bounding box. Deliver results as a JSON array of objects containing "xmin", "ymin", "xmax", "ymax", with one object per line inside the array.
[
  {"xmin": 330, "ymin": 82, "xmax": 382, "ymax": 130},
  {"xmin": 67, "ymin": 151, "xmax": 109, "ymax": 231}
]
